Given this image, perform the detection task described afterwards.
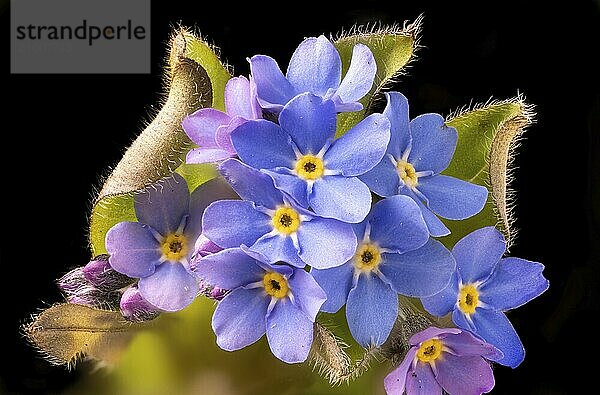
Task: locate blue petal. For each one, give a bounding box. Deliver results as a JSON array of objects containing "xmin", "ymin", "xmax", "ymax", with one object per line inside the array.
[
  {"xmin": 358, "ymin": 156, "xmax": 399, "ymax": 197},
  {"xmin": 219, "ymin": 159, "xmax": 283, "ymax": 209},
  {"xmin": 182, "ymin": 108, "xmax": 229, "ymax": 147},
  {"xmin": 324, "ymin": 113, "xmax": 391, "ymax": 176},
  {"xmin": 346, "ymin": 274, "xmax": 398, "ymax": 347},
  {"xmin": 383, "ymin": 92, "xmax": 411, "ymax": 158},
  {"xmin": 231, "ymin": 119, "xmax": 295, "ymax": 170},
  {"xmin": 262, "ymin": 168, "xmax": 309, "ymax": 208},
  {"xmin": 309, "ymin": 176, "xmax": 371, "ymax": 223},
  {"xmin": 286, "ymin": 36, "xmax": 341, "ymax": 97},
  {"xmin": 249, "ymin": 233, "xmax": 305, "ymax": 268},
  {"xmin": 134, "ymin": 173, "xmax": 189, "ymax": 236},
  {"xmin": 368, "ymin": 195, "xmax": 429, "ymax": 253},
  {"xmin": 334, "ymin": 44, "xmax": 376, "ymax": 104},
  {"xmin": 138, "ymin": 262, "xmax": 198, "ymax": 312},
  {"xmin": 279, "ymin": 93, "xmax": 336, "ymax": 154},
  {"xmin": 416, "ymin": 175, "xmax": 488, "ymax": 220},
  {"xmin": 479, "ymin": 257, "xmax": 549, "ymax": 310},
  {"xmin": 186, "ymin": 147, "xmax": 233, "ymax": 164},
  {"xmin": 249, "ymin": 55, "xmax": 295, "ymax": 110},
  {"xmin": 288, "ymin": 268, "xmax": 327, "ymax": 320},
  {"xmin": 379, "ymin": 239, "xmax": 456, "ymax": 297},
  {"xmin": 311, "ymin": 261, "xmax": 354, "ymax": 313},
  {"xmin": 266, "ymin": 300, "xmax": 314, "ymax": 363},
  {"xmin": 193, "ymin": 248, "xmax": 265, "ymax": 290},
  {"xmin": 297, "ymin": 216, "xmax": 357, "ymax": 269},
  {"xmin": 408, "ymin": 114, "xmax": 457, "ymax": 174},
  {"xmin": 452, "ymin": 309, "xmax": 476, "ymax": 332},
  {"xmin": 106, "ymin": 222, "xmax": 160, "ymax": 278},
  {"xmin": 421, "ymin": 271, "xmax": 460, "ymax": 316},
  {"xmin": 202, "ymin": 200, "xmax": 271, "ymax": 248},
  {"xmin": 453, "ymin": 227, "xmax": 506, "ymax": 283},
  {"xmin": 471, "ymin": 308, "xmax": 525, "ymax": 368},
  {"xmin": 185, "ymin": 177, "xmax": 238, "ymax": 247},
  {"xmin": 401, "ymin": 188, "xmax": 450, "ymax": 237},
  {"xmin": 212, "ymin": 287, "xmax": 269, "ymax": 351}
]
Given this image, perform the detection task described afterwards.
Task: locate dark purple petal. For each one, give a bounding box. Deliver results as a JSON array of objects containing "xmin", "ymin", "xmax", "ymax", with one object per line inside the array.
[
  {"xmin": 193, "ymin": 248, "xmax": 265, "ymax": 290},
  {"xmin": 182, "ymin": 108, "xmax": 230, "ymax": 147},
  {"xmin": 443, "ymin": 330, "xmax": 502, "ymax": 360},
  {"xmin": 279, "ymin": 92, "xmax": 336, "ymax": 154},
  {"xmin": 406, "ymin": 362, "xmax": 442, "ymax": 395},
  {"xmin": 401, "ymin": 188, "xmax": 450, "ymax": 237},
  {"xmin": 453, "ymin": 227, "xmax": 506, "ymax": 283},
  {"xmin": 186, "ymin": 147, "xmax": 233, "ymax": 164},
  {"xmin": 408, "ymin": 113, "xmax": 458, "ymax": 174},
  {"xmin": 358, "ymin": 155, "xmax": 399, "ymax": 197},
  {"xmin": 416, "ymin": 175, "xmax": 488, "ymax": 220},
  {"xmin": 287, "ymin": 268, "xmax": 326, "ymax": 320},
  {"xmin": 224, "ymin": 76, "xmax": 259, "ymax": 120},
  {"xmin": 369, "ymin": 195, "xmax": 429, "ymax": 253},
  {"xmin": 297, "ymin": 216, "xmax": 357, "ymax": 269},
  {"xmin": 83, "ymin": 255, "xmax": 133, "ymax": 291},
  {"xmin": 384, "ymin": 347, "xmax": 417, "ymax": 395},
  {"xmin": 471, "ymin": 308, "xmax": 525, "ymax": 368},
  {"xmin": 249, "ymin": 55, "xmax": 295, "ymax": 110},
  {"xmin": 479, "ymin": 257, "xmax": 549, "ymax": 310},
  {"xmin": 311, "ymin": 261, "xmax": 354, "ymax": 313},
  {"xmin": 324, "ymin": 113, "xmax": 391, "ymax": 176},
  {"xmin": 219, "ymin": 159, "xmax": 284, "ymax": 209},
  {"xmin": 185, "ymin": 177, "xmax": 239, "ymax": 248},
  {"xmin": 286, "ymin": 35, "xmax": 341, "ymax": 97},
  {"xmin": 120, "ymin": 285, "xmax": 161, "ymax": 322},
  {"xmin": 231, "ymin": 119, "xmax": 296, "ymax": 170},
  {"xmin": 106, "ymin": 222, "xmax": 161, "ymax": 278},
  {"xmin": 380, "ymin": 239, "xmax": 456, "ymax": 298},
  {"xmin": 421, "ymin": 271, "xmax": 460, "ymax": 317},
  {"xmin": 309, "ymin": 176, "xmax": 372, "ymax": 223},
  {"xmin": 266, "ymin": 300, "xmax": 314, "ymax": 363},
  {"xmin": 202, "ymin": 200, "xmax": 271, "ymax": 248},
  {"xmin": 262, "ymin": 168, "xmax": 310, "ymax": 208},
  {"xmin": 436, "ymin": 353, "xmax": 495, "ymax": 395},
  {"xmin": 334, "ymin": 44, "xmax": 376, "ymax": 104},
  {"xmin": 134, "ymin": 173, "xmax": 190, "ymax": 236},
  {"xmin": 194, "ymin": 235, "xmax": 223, "ymax": 256},
  {"xmin": 138, "ymin": 262, "xmax": 198, "ymax": 312},
  {"xmin": 346, "ymin": 274, "xmax": 397, "ymax": 347},
  {"xmin": 409, "ymin": 326, "xmax": 461, "ymax": 346},
  {"xmin": 212, "ymin": 287, "xmax": 269, "ymax": 351},
  {"xmin": 383, "ymin": 92, "xmax": 411, "ymax": 158},
  {"xmin": 249, "ymin": 233, "xmax": 305, "ymax": 268}
]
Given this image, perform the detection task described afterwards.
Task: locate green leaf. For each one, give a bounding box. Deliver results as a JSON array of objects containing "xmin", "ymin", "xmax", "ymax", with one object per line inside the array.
[
  {"xmin": 24, "ymin": 303, "xmax": 147, "ymax": 366},
  {"xmin": 89, "ymin": 194, "xmax": 136, "ymax": 256},
  {"xmin": 334, "ymin": 17, "xmax": 421, "ymax": 136},
  {"xmin": 441, "ymin": 97, "xmax": 534, "ymax": 246}
]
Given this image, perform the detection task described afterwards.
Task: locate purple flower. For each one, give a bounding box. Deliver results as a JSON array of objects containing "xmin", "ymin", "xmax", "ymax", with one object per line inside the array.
[
  {"xmin": 82, "ymin": 255, "xmax": 133, "ymax": 291},
  {"xmin": 120, "ymin": 285, "xmax": 161, "ymax": 322},
  {"xmin": 312, "ymin": 196, "xmax": 455, "ymax": 347},
  {"xmin": 250, "ymin": 35, "xmax": 376, "ymax": 112},
  {"xmin": 194, "ymin": 247, "xmax": 326, "ymax": 364},
  {"xmin": 202, "ymin": 158, "xmax": 357, "ymax": 269},
  {"xmin": 384, "ymin": 327, "xmax": 500, "ymax": 395},
  {"xmin": 105, "ymin": 174, "xmax": 237, "ymax": 312},
  {"xmin": 421, "ymin": 227, "xmax": 549, "ymax": 368},
  {"xmin": 231, "ymin": 93, "xmax": 390, "ymax": 222},
  {"xmin": 360, "ymin": 92, "xmax": 489, "ymax": 236},
  {"xmin": 183, "ymin": 76, "xmax": 262, "ymax": 164}
]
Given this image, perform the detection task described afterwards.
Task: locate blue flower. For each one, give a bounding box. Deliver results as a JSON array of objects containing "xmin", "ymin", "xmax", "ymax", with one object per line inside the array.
[
  {"xmin": 421, "ymin": 227, "xmax": 549, "ymax": 368},
  {"xmin": 360, "ymin": 92, "xmax": 489, "ymax": 236},
  {"xmin": 312, "ymin": 196, "xmax": 456, "ymax": 347},
  {"xmin": 231, "ymin": 92, "xmax": 390, "ymax": 223},
  {"xmin": 250, "ymin": 35, "xmax": 376, "ymax": 112},
  {"xmin": 194, "ymin": 247, "xmax": 326, "ymax": 364},
  {"xmin": 201, "ymin": 158, "xmax": 357, "ymax": 269}
]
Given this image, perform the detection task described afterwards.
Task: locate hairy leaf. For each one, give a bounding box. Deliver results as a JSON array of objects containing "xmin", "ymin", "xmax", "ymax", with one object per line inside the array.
[
  {"xmin": 334, "ymin": 17, "xmax": 421, "ymax": 136},
  {"xmin": 25, "ymin": 303, "xmax": 147, "ymax": 366}
]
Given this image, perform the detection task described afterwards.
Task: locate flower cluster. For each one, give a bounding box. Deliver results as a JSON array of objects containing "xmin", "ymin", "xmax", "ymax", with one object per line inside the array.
[{"xmin": 90, "ymin": 34, "xmax": 548, "ymax": 394}]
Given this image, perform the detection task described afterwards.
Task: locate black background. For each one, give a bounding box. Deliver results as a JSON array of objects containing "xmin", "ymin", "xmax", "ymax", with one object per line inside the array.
[{"xmin": 2, "ymin": 0, "xmax": 599, "ymax": 393}]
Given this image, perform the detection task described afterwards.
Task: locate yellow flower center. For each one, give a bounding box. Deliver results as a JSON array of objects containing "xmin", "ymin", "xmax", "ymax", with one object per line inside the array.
[
  {"xmin": 272, "ymin": 206, "xmax": 301, "ymax": 235},
  {"xmin": 396, "ymin": 159, "xmax": 418, "ymax": 188},
  {"xmin": 295, "ymin": 154, "xmax": 325, "ymax": 180},
  {"xmin": 160, "ymin": 233, "xmax": 188, "ymax": 261},
  {"xmin": 458, "ymin": 284, "xmax": 480, "ymax": 315},
  {"xmin": 416, "ymin": 338, "xmax": 444, "ymax": 363},
  {"xmin": 354, "ymin": 243, "xmax": 382, "ymax": 271},
  {"xmin": 263, "ymin": 272, "xmax": 289, "ymax": 298}
]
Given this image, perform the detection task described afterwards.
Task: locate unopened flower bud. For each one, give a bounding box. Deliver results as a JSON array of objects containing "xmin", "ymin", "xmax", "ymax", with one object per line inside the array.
[
  {"xmin": 120, "ymin": 286, "xmax": 161, "ymax": 322},
  {"xmin": 57, "ymin": 267, "xmax": 87, "ymax": 294},
  {"xmin": 83, "ymin": 255, "xmax": 133, "ymax": 291},
  {"xmin": 209, "ymin": 287, "xmax": 228, "ymax": 301},
  {"xmin": 194, "ymin": 234, "xmax": 223, "ymax": 257}
]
